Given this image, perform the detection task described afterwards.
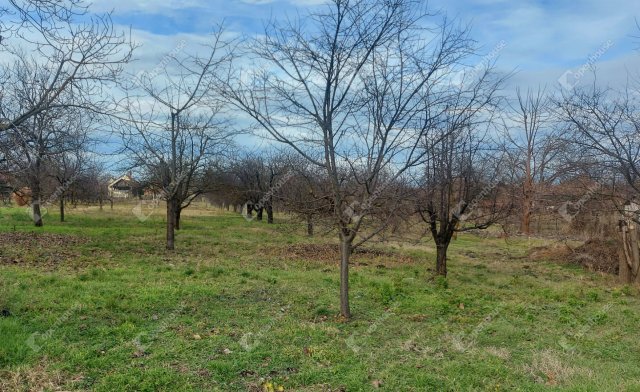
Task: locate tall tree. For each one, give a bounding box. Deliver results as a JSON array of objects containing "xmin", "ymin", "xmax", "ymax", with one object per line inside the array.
[
  {"xmin": 503, "ymin": 87, "xmax": 566, "ymax": 234},
  {"xmin": 119, "ymin": 28, "xmax": 236, "ymax": 249},
  {"xmin": 557, "ymin": 85, "xmax": 640, "ymax": 282},
  {"xmin": 416, "ymin": 70, "xmax": 508, "ymax": 277},
  {"xmin": 225, "ymin": 0, "xmax": 481, "ymax": 318}
]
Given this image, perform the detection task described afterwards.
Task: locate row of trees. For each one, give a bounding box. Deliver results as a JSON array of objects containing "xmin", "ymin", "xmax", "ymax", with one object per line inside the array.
[{"xmin": 3, "ymin": 0, "xmax": 640, "ymax": 317}]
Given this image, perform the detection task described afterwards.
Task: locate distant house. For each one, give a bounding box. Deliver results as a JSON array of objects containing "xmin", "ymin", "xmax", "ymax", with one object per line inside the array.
[{"xmin": 107, "ymin": 173, "xmax": 137, "ymax": 198}]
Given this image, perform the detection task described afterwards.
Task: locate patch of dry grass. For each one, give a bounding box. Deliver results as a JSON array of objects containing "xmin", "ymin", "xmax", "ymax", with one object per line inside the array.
[{"xmin": 0, "ymin": 358, "xmax": 83, "ymax": 392}]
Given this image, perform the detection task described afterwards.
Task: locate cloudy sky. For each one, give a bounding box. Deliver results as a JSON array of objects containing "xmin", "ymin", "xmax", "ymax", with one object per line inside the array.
[{"xmin": 88, "ymin": 0, "xmax": 640, "ymax": 92}]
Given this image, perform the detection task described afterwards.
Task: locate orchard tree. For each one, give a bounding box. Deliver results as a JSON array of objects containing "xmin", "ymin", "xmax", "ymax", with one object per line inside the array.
[
  {"xmin": 225, "ymin": 0, "xmax": 483, "ymax": 318},
  {"xmin": 416, "ymin": 70, "xmax": 509, "ymax": 277},
  {"xmin": 230, "ymin": 151, "xmax": 290, "ymax": 223},
  {"xmin": 4, "ymin": 104, "xmax": 88, "ymax": 226},
  {"xmin": 119, "ymin": 27, "xmax": 236, "ymax": 249},
  {"xmin": 503, "ymin": 87, "xmax": 567, "ymax": 234}
]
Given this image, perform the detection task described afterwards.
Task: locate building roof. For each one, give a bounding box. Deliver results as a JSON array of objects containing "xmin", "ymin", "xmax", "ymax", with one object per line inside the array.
[{"xmin": 108, "ymin": 174, "xmax": 134, "ymax": 188}]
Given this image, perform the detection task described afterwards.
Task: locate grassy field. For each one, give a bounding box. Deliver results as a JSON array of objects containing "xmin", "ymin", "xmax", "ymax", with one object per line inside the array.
[{"xmin": 1, "ymin": 203, "xmax": 639, "ymax": 391}]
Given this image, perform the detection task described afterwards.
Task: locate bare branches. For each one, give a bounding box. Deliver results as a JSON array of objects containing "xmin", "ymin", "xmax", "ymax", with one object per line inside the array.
[
  {"xmin": 557, "ymin": 85, "xmax": 640, "ymax": 201},
  {"xmin": 117, "ymin": 27, "xmax": 237, "ymax": 250},
  {"xmin": 0, "ymin": 0, "xmax": 134, "ymax": 137},
  {"xmin": 222, "ymin": 0, "xmax": 503, "ymax": 317}
]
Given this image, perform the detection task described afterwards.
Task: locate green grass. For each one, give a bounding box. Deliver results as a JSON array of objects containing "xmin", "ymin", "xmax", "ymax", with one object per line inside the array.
[{"xmin": 1, "ymin": 203, "xmax": 639, "ymax": 391}]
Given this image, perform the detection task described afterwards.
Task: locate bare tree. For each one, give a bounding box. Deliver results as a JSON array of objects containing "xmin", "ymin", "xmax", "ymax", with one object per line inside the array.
[
  {"xmin": 557, "ymin": 85, "xmax": 640, "ymax": 282},
  {"xmin": 0, "ymin": 0, "xmax": 133, "ymax": 139},
  {"xmin": 557, "ymin": 87, "xmax": 640, "ymax": 198},
  {"xmin": 50, "ymin": 150, "xmax": 85, "ymax": 222},
  {"xmin": 1, "ymin": 0, "xmax": 88, "ymax": 46},
  {"xmin": 277, "ymin": 157, "xmax": 334, "ymax": 236},
  {"xmin": 225, "ymin": 0, "xmax": 482, "ymax": 318},
  {"xmin": 415, "ymin": 70, "xmax": 508, "ymax": 277},
  {"xmin": 118, "ymin": 28, "xmax": 236, "ymax": 250},
  {"xmin": 503, "ymin": 87, "xmax": 567, "ymax": 234},
  {"xmin": 4, "ymin": 99, "xmax": 88, "ymax": 226},
  {"xmin": 230, "ymin": 151, "xmax": 290, "ymax": 223}
]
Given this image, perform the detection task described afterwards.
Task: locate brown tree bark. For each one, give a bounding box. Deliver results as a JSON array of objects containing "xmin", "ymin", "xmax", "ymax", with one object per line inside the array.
[
  {"xmin": 59, "ymin": 193, "xmax": 65, "ymax": 222},
  {"xmin": 32, "ymin": 201, "xmax": 43, "ymax": 227},
  {"xmin": 166, "ymin": 198, "xmax": 176, "ymax": 250},
  {"xmin": 435, "ymin": 242, "xmax": 449, "ymax": 276},
  {"xmin": 521, "ymin": 162, "xmax": 533, "ymax": 235},
  {"xmin": 619, "ymin": 222, "xmax": 640, "ymax": 284},
  {"xmin": 175, "ymin": 207, "xmax": 181, "ymax": 230},
  {"xmin": 256, "ymin": 207, "xmax": 263, "ymax": 221},
  {"xmin": 307, "ymin": 214, "xmax": 314, "ymax": 236},
  {"xmin": 618, "ymin": 246, "xmax": 632, "ymax": 284},
  {"xmin": 339, "ymin": 231, "xmax": 354, "ymax": 319},
  {"xmin": 630, "ymin": 225, "xmax": 640, "ymax": 284},
  {"xmin": 266, "ymin": 203, "xmax": 274, "ymax": 224}
]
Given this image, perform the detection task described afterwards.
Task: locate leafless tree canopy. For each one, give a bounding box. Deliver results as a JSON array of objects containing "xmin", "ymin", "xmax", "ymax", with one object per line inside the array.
[
  {"xmin": 117, "ymin": 27, "xmax": 237, "ymax": 250},
  {"xmin": 224, "ymin": 0, "xmax": 507, "ymax": 317}
]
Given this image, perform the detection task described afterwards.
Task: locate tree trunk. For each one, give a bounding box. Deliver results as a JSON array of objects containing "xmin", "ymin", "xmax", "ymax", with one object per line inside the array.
[
  {"xmin": 32, "ymin": 201, "xmax": 43, "ymax": 227},
  {"xmin": 521, "ymin": 202, "xmax": 531, "ymax": 235},
  {"xmin": 99, "ymin": 197, "xmax": 103, "ymax": 211},
  {"xmin": 266, "ymin": 203, "xmax": 274, "ymax": 224},
  {"xmin": 630, "ymin": 224, "xmax": 640, "ymax": 283},
  {"xmin": 246, "ymin": 203, "xmax": 252, "ymax": 217},
  {"xmin": 435, "ymin": 242, "xmax": 449, "ymax": 277},
  {"xmin": 31, "ymin": 185, "xmax": 43, "ymax": 227},
  {"xmin": 59, "ymin": 193, "xmax": 65, "ymax": 222},
  {"xmin": 339, "ymin": 232, "xmax": 353, "ymax": 319},
  {"xmin": 521, "ymin": 172, "xmax": 533, "ymax": 235},
  {"xmin": 618, "ymin": 246, "xmax": 632, "ymax": 284},
  {"xmin": 256, "ymin": 207, "xmax": 263, "ymax": 221},
  {"xmin": 175, "ymin": 207, "xmax": 181, "ymax": 230},
  {"xmin": 307, "ymin": 214, "xmax": 314, "ymax": 236},
  {"xmin": 166, "ymin": 198, "xmax": 176, "ymax": 250}
]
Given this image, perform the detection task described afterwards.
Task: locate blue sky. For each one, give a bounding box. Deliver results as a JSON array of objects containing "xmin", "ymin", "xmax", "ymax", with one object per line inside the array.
[
  {"xmin": 80, "ymin": 0, "xmax": 640, "ymax": 171},
  {"xmin": 89, "ymin": 0, "xmax": 640, "ymax": 91}
]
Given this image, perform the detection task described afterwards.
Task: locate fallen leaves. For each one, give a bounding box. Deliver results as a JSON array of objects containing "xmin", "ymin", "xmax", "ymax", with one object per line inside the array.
[
  {"xmin": 0, "ymin": 232, "xmax": 89, "ymax": 268},
  {"xmin": 264, "ymin": 243, "xmax": 418, "ymax": 267}
]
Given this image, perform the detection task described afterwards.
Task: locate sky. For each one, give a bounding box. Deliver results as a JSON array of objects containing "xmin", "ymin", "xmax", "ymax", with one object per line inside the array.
[
  {"xmin": 87, "ymin": 0, "xmax": 640, "ymax": 92},
  {"xmin": 72, "ymin": 0, "xmax": 640, "ymax": 171}
]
